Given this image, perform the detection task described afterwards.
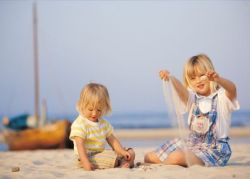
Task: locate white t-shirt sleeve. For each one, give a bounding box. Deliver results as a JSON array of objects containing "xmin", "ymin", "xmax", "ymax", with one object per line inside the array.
[
  {"xmin": 69, "ymin": 116, "xmax": 86, "ymax": 141},
  {"xmin": 218, "ymin": 88, "xmax": 240, "ymax": 112},
  {"xmin": 216, "ymin": 88, "xmax": 240, "ymax": 138},
  {"xmin": 103, "ymin": 120, "xmax": 114, "ymax": 138}
]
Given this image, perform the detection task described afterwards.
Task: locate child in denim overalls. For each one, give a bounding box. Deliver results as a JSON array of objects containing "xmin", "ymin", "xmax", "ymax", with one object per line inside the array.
[{"xmin": 144, "ymin": 54, "xmax": 239, "ymax": 167}]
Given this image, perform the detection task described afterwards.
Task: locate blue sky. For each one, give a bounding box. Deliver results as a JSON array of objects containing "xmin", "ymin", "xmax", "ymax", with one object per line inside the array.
[{"xmin": 0, "ymin": 0, "xmax": 250, "ymax": 118}]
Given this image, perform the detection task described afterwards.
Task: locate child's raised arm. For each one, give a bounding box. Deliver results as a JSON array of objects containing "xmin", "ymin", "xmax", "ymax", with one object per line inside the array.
[
  {"xmin": 159, "ymin": 70, "xmax": 189, "ymax": 104},
  {"xmin": 74, "ymin": 137, "xmax": 95, "ymax": 171},
  {"xmin": 207, "ymin": 70, "xmax": 237, "ymax": 101}
]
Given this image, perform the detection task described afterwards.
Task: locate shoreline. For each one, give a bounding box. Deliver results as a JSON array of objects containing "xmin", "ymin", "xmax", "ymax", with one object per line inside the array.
[
  {"xmin": 114, "ymin": 127, "xmax": 250, "ymax": 139},
  {"xmin": 1, "ymin": 126, "xmax": 249, "ymax": 143}
]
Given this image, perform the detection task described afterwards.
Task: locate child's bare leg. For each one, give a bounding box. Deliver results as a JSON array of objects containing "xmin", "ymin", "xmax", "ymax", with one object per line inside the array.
[
  {"xmin": 119, "ymin": 148, "xmax": 135, "ymax": 168},
  {"xmin": 144, "ymin": 151, "xmax": 161, "ymax": 164},
  {"xmin": 184, "ymin": 150, "xmax": 205, "ymax": 166},
  {"xmin": 163, "ymin": 150, "xmax": 204, "ymax": 167}
]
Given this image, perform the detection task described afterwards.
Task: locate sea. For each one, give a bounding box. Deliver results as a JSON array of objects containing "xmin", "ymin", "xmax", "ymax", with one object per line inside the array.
[
  {"xmin": 63, "ymin": 110, "xmax": 250, "ymax": 129},
  {"xmin": 0, "ymin": 110, "xmax": 250, "ymax": 151},
  {"xmin": 100, "ymin": 110, "xmax": 250, "ymax": 129}
]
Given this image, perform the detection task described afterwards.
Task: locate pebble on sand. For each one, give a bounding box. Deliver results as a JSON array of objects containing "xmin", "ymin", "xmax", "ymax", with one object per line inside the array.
[{"xmin": 11, "ymin": 167, "xmax": 20, "ymax": 172}]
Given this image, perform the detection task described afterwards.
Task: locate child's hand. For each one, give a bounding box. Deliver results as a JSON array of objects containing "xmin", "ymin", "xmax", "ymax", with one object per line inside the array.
[
  {"xmin": 159, "ymin": 70, "xmax": 171, "ymax": 81},
  {"xmin": 82, "ymin": 161, "xmax": 95, "ymax": 171},
  {"xmin": 206, "ymin": 70, "xmax": 220, "ymax": 82},
  {"xmin": 122, "ymin": 150, "xmax": 131, "ymax": 161}
]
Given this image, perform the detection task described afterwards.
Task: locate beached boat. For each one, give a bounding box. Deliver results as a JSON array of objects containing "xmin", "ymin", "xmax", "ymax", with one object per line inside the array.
[
  {"xmin": 4, "ymin": 120, "xmax": 73, "ymax": 150},
  {"xmin": 3, "ymin": 3, "xmax": 73, "ymax": 150}
]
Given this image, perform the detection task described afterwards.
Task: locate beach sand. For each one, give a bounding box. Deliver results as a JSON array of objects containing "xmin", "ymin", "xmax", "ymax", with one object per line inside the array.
[{"xmin": 1, "ymin": 128, "xmax": 250, "ymax": 179}]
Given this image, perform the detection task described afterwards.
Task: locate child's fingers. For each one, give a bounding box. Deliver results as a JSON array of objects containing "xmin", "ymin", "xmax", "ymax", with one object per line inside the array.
[
  {"xmin": 125, "ymin": 152, "xmax": 131, "ymax": 160},
  {"xmin": 206, "ymin": 71, "xmax": 213, "ymax": 77},
  {"xmin": 206, "ymin": 70, "xmax": 219, "ymax": 81},
  {"xmin": 206, "ymin": 71, "xmax": 215, "ymax": 80},
  {"xmin": 125, "ymin": 154, "xmax": 130, "ymax": 160},
  {"xmin": 159, "ymin": 70, "xmax": 170, "ymax": 81},
  {"xmin": 92, "ymin": 164, "xmax": 97, "ymax": 170},
  {"xmin": 159, "ymin": 71, "xmax": 164, "ymax": 79}
]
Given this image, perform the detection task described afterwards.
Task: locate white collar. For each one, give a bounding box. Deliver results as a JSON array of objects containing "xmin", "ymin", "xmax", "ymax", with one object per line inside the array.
[
  {"xmin": 80, "ymin": 115, "xmax": 102, "ymax": 126},
  {"xmin": 196, "ymin": 90, "xmax": 218, "ymax": 99}
]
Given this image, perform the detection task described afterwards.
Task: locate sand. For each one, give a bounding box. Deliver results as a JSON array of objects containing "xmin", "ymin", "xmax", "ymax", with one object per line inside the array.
[{"xmin": 0, "ymin": 128, "xmax": 250, "ymax": 179}]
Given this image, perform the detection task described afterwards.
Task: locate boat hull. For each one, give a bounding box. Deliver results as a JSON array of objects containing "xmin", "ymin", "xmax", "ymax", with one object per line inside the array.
[{"xmin": 4, "ymin": 120, "xmax": 73, "ymax": 150}]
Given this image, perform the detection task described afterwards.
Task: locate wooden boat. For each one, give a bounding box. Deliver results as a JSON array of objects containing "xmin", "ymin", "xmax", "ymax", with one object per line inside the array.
[
  {"xmin": 3, "ymin": 3, "xmax": 73, "ymax": 150},
  {"xmin": 4, "ymin": 120, "xmax": 73, "ymax": 150}
]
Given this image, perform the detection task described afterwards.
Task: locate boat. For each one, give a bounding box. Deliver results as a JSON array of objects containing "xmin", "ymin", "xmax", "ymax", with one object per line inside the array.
[
  {"xmin": 4, "ymin": 120, "xmax": 72, "ymax": 150},
  {"xmin": 3, "ymin": 2, "xmax": 73, "ymax": 150}
]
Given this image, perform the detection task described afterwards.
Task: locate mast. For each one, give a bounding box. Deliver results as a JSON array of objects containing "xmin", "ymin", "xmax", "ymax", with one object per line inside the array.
[{"xmin": 33, "ymin": 2, "xmax": 40, "ymax": 124}]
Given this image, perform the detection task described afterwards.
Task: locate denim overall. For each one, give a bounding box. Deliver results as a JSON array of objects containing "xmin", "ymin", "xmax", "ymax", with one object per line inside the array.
[
  {"xmin": 187, "ymin": 94, "xmax": 232, "ymax": 166},
  {"xmin": 155, "ymin": 93, "xmax": 232, "ymax": 166}
]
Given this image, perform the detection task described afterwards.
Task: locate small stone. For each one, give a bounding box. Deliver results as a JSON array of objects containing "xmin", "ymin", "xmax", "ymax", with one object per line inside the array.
[
  {"xmin": 11, "ymin": 167, "xmax": 20, "ymax": 172},
  {"xmin": 136, "ymin": 162, "xmax": 142, "ymax": 167}
]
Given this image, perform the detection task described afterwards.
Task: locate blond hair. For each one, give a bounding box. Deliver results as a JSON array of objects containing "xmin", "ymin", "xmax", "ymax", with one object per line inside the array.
[
  {"xmin": 183, "ymin": 54, "xmax": 219, "ymax": 93},
  {"xmin": 77, "ymin": 83, "xmax": 112, "ymax": 116}
]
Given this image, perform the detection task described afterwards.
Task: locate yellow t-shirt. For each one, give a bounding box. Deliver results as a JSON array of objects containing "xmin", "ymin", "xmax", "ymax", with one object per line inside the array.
[{"xmin": 69, "ymin": 115, "xmax": 113, "ymax": 155}]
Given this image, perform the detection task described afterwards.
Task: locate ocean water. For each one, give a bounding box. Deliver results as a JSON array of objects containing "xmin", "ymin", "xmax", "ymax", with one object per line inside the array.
[
  {"xmin": 1, "ymin": 110, "xmax": 250, "ymax": 130},
  {"xmin": 0, "ymin": 110, "xmax": 249, "ymax": 151},
  {"xmin": 67, "ymin": 110, "xmax": 250, "ymax": 129},
  {"xmin": 32, "ymin": 110, "xmax": 250, "ymax": 129}
]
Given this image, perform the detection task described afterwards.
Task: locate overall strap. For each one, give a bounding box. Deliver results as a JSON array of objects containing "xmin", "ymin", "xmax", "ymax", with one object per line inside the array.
[
  {"xmin": 209, "ymin": 93, "xmax": 218, "ymax": 125},
  {"xmin": 211, "ymin": 94, "xmax": 218, "ymax": 111},
  {"xmin": 188, "ymin": 94, "xmax": 200, "ymax": 129},
  {"xmin": 194, "ymin": 94, "xmax": 198, "ymax": 105},
  {"xmin": 205, "ymin": 93, "xmax": 219, "ymax": 144}
]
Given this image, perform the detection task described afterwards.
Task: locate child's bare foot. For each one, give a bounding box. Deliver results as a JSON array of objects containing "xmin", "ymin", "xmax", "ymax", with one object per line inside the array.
[
  {"xmin": 127, "ymin": 148, "xmax": 135, "ymax": 168},
  {"xmin": 115, "ymin": 148, "xmax": 135, "ymax": 168},
  {"xmin": 119, "ymin": 159, "xmax": 130, "ymax": 168},
  {"xmin": 119, "ymin": 155, "xmax": 135, "ymax": 168}
]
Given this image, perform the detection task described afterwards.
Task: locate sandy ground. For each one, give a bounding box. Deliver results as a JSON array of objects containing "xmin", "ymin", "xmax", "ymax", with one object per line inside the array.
[
  {"xmin": 0, "ymin": 127, "xmax": 250, "ymax": 179},
  {"xmin": 0, "ymin": 144, "xmax": 250, "ymax": 179}
]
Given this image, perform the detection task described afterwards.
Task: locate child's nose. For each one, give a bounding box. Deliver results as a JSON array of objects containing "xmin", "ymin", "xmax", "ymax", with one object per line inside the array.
[
  {"xmin": 92, "ymin": 110, "xmax": 97, "ymax": 116},
  {"xmin": 196, "ymin": 76, "xmax": 202, "ymax": 82}
]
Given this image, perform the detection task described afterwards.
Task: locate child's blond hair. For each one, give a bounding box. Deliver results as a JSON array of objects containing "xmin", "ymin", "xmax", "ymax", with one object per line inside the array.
[
  {"xmin": 77, "ymin": 83, "xmax": 112, "ymax": 116},
  {"xmin": 183, "ymin": 54, "xmax": 219, "ymax": 93}
]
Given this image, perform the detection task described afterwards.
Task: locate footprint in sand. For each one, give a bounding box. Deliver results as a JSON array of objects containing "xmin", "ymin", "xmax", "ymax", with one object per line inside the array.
[
  {"xmin": 134, "ymin": 162, "xmax": 156, "ymax": 172},
  {"xmin": 51, "ymin": 171, "xmax": 64, "ymax": 177},
  {"xmin": 32, "ymin": 160, "xmax": 44, "ymax": 165}
]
